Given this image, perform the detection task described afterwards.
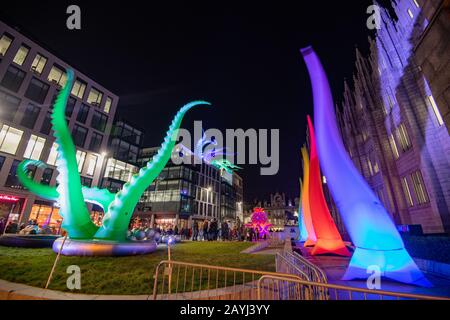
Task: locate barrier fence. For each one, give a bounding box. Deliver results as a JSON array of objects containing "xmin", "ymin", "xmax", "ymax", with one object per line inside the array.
[
  {"xmin": 256, "ymin": 274, "xmax": 450, "ymax": 300},
  {"xmin": 151, "ymin": 259, "xmax": 448, "ymax": 300},
  {"xmin": 151, "ymin": 260, "xmax": 304, "ymax": 300}
]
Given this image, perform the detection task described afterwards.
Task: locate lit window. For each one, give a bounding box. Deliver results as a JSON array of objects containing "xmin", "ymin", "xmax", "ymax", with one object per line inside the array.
[
  {"xmin": 76, "ymin": 150, "xmax": 86, "ymax": 173},
  {"xmin": 389, "ymin": 134, "xmax": 399, "ymax": 159},
  {"xmin": 104, "ymin": 97, "xmax": 112, "ymax": 113},
  {"xmin": 407, "ymin": 8, "xmax": 414, "ymax": 19},
  {"xmin": 413, "ymin": 0, "xmax": 419, "ymax": 8},
  {"xmin": 411, "ymin": 171, "xmax": 429, "ymax": 204},
  {"xmin": 373, "ymin": 159, "xmax": 379, "ymax": 174},
  {"xmin": 367, "ymin": 158, "xmax": 374, "ymax": 176},
  {"xmin": 0, "ymin": 34, "xmax": 13, "ymax": 56},
  {"xmin": 0, "ymin": 124, "xmax": 23, "ymax": 155},
  {"xmin": 86, "ymin": 154, "xmax": 98, "ymax": 176},
  {"xmin": 13, "ymin": 45, "xmax": 30, "ymax": 66},
  {"xmin": 31, "ymin": 53, "xmax": 47, "ymax": 75},
  {"xmin": 401, "ymin": 177, "xmax": 414, "ymax": 207},
  {"xmin": 47, "ymin": 142, "xmax": 59, "ymax": 166},
  {"xmin": 427, "ymin": 95, "xmax": 444, "ymax": 126},
  {"xmin": 396, "ymin": 124, "xmax": 412, "ymax": 152},
  {"xmin": 71, "ymin": 79, "xmax": 87, "ymax": 99},
  {"xmin": 87, "ymin": 87, "xmax": 103, "ymax": 106},
  {"xmin": 23, "ymin": 135, "xmax": 46, "ymax": 160},
  {"xmin": 47, "ymin": 65, "xmax": 67, "ymax": 87}
]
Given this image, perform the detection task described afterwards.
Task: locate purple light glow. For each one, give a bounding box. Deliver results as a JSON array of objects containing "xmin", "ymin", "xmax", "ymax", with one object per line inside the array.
[{"xmin": 300, "ymin": 46, "xmax": 431, "ymax": 286}]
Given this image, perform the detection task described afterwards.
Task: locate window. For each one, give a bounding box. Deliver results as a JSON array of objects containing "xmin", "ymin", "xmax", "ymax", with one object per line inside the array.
[
  {"xmin": 427, "ymin": 95, "xmax": 444, "ymax": 127},
  {"xmin": 104, "ymin": 158, "xmax": 138, "ymax": 182},
  {"xmin": 1, "ymin": 65, "xmax": 26, "ymax": 92},
  {"xmin": 47, "ymin": 65, "xmax": 67, "ymax": 87},
  {"xmin": 367, "ymin": 158, "xmax": 374, "ymax": 177},
  {"xmin": 91, "ymin": 111, "xmax": 108, "ymax": 132},
  {"xmin": 30, "ymin": 53, "xmax": 47, "ymax": 74},
  {"xmin": 0, "ymin": 155, "xmax": 5, "ymax": 171},
  {"xmin": 76, "ymin": 103, "xmax": 90, "ymax": 123},
  {"xmin": 0, "ymin": 90, "xmax": 21, "ymax": 121},
  {"xmin": 86, "ymin": 154, "xmax": 98, "ymax": 176},
  {"xmin": 23, "ymin": 135, "xmax": 46, "ymax": 160},
  {"xmin": 87, "ymin": 87, "xmax": 103, "ymax": 106},
  {"xmin": 72, "ymin": 125, "xmax": 88, "ymax": 147},
  {"xmin": 388, "ymin": 134, "xmax": 399, "ymax": 159},
  {"xmin": 0, "ymin": 34, "xmax": 13, "ymax": 56},
  {"xmin": 47, "ymin": 142, "xmax": 59, "ymax": 166},
  {"xmin": 401, "ymin": 177, "xmax": 414, "ymax": 207},
  {"xmin": 0, "ymin": 125, "xmax": 23, "ymax": 155},
  {"xmin": 76, "ymin": 150, "xmax": 86, "ymax": 172},
  {"xmin": 396, "ymin": 124, "xmax": 412, "ymax": 152},
  {"xmin": 80, "ymin": 176, "xmax": 92, "ymax": 187},
  {"xmin": 104, "ymin": 97, "xmax": 112, "ymax": 113},
  {"xmin": 88, "ymin": 132, "xmax": 103, "ymax": 153},
  {"xmin": 71, "ymin": 78, "xmax": 86, "ymax": 99},
  {"xmin": 40, "ymin": 111, "xmax": 52, "ymax": 135},
  {"xmin": 40, "ymin": 168, "xmax": 53, "ymax": 185},
  {"xmin": 5, "ymin": 159, "xmax": 34, "ymax": 189},
  {"xmin": 407, "ymin": 8, "xmax": 414, "ymax": 19},
  {"xmin": 25, "ymin": 77, "xmax": 50, "ymax": 104},
  {"xmin": 411, "ymin": 171, "xmax": 429, "ymax": 204},
  {"xmin": 13, "ymin": 45, "xmax": 30, "ymax": 66},
  {"xmin": 20, "ymin": 103, "xmax": 41, "ymax": 129}
]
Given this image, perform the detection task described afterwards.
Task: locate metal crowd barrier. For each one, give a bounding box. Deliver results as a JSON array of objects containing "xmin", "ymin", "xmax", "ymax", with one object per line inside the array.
[
  {"xmin": 151, "ymin": 260, "xmax": 305, "ymax": 300},
  {"xmin": 256, "ymin": 275, "xmax": 450, "ymax": 300}
]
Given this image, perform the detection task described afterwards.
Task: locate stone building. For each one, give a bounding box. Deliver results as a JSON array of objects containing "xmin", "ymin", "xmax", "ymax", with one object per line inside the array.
[{"xmin": 337, "ymin": 0, "xmax": 449, "ymax": 234}]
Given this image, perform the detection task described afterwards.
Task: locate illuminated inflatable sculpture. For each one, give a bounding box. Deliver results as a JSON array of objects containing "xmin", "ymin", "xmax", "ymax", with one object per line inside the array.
[
  {"xmin": 245, "ymin": 208, "xmax": 272, "ymax": 240},
  {"xmin": 17, "ymin": 70, "xmax": 210, "ymax": 255},
  {"xmin": 307, "ymin": 115, "xmax": 350, "ymax": 257},
  {"xmin": 300, "ymin": 146, "xmax": 316, "ymax": 247},
  {"xmin": 298, "ymin": 179, "xmax": 308, "ymax": 242},
  {"xmin": 178, "ymin": 132, "xmax": 240, "ymax": 174},
  {"xmin": 300, "ymin": 46, "xmax": 431, "ymax": 286}
]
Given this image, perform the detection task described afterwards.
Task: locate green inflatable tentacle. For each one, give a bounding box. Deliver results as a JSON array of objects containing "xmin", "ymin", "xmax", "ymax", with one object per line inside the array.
[
  {"xmin": 18, "ymin": 159, "xmax": 116, "ymax": 211},
  {"xmin": 51, "ymin": 70, "xmax": 98, "ymax": 239},
  {"xmin": 94, "ymin": 101, "xmax": 211, "ymax": 240},
  {"xmin": 18, "ymin": 160, "xmax": 58, "ymax": 200}
]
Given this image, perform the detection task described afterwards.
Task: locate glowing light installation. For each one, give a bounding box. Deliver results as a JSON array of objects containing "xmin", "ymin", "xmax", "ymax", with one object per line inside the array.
[
  {"xmin": 300, "ymin": 46, "xmax": 431, "ymax": 286},
  {"xmin": 300, "ymin": 146, "xmax": 317, "ymax": 247},
  {"xmin": 245, "ymin": 208, "xmax": 272, "ymax": 239},
  {"xmin": 298, "ymin": 179, "xmax": 308, "ymax": 242},
  {"xmin": 18, "ymin": 69, "xmax": 209, "ymax": 244},
  {"xmin": 307, "ymin": 115, "xmax": 350, "ymax": 257},
  {"xmin": 179, "ymin": 132, "xmax": 240, "ymax": 174}
]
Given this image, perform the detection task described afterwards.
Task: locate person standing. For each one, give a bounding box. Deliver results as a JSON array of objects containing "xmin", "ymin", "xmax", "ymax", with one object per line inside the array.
[
  {"xmin": 203, "ymin": 220, "xmax": 209, "ymax": 241},
  {"xmin": 193, "ymin": 221, "xmax": 199, "ymax": 241}
]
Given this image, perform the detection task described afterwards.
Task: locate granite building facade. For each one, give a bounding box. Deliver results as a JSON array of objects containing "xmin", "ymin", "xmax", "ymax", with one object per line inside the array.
[{"xmin": 337, "ymin": 0, "xmax": 449, "ymax": 234}]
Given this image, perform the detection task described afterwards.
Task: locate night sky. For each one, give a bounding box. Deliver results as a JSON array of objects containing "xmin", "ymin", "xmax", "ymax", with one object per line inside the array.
[{"xmin": 1, "ymin": 1, "xmax": 392, "ymax": 202}]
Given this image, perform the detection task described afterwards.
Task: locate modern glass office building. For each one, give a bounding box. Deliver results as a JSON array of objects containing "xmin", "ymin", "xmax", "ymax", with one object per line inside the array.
[
  {"xmin": 0, "ymin": 20, "xmax": 118, "ymax": 232},
  {"xmin": 136, "ymin": 146, "xmax": 243, "ymax": 230}
]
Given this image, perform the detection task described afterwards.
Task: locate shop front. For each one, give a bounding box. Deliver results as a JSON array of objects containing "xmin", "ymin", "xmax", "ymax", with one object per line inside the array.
[
  {"xmin": 0, "ymin": 193, "xmax": 25, "ymax": 232},
  {"xmin": 28, "ymin": 200, "xmax": 62, "ymax": 235}
]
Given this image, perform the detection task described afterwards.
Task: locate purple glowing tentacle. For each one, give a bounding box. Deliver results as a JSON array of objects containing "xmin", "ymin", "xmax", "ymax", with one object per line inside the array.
[{"xmin": 300, "ymin": 46, "xmax": 431, "ymax": 286}]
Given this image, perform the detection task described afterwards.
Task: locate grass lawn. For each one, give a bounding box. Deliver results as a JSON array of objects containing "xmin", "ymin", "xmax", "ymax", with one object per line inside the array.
[{"xmin": 0, "ymin": 241, "xmax": 275, "ymax": 295}]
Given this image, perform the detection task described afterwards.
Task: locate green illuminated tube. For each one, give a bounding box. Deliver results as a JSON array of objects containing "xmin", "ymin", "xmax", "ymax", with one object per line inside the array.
[
  {"xmin": 49, "ymin": 70, "xmax": 98, "ymax": 239},
  {"xmin": 17, "ymin": 160, "xmax": 116, "ymax": 211},
  {"xmin": 94, "ymin": 100, "xmax": 211, "ymax": 241}
]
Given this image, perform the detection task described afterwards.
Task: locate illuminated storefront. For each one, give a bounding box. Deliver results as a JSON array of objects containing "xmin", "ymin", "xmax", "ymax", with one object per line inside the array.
[
  {"xmin": 28, "ymin": 200, "xmax": 62, "ymax": 234},
  {"xmin": 0, "ymin": 193, "xmax": 24, "ymax": 226}
]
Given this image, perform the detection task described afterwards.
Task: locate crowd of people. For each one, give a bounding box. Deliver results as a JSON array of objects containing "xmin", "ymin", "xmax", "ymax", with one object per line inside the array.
[
  {"xmin": 0, "ymin": 216, "xmax": 270, "ymax": 242},
  {"xmin": 0, "ymin": 218, "xmax": 57, "ymax": 235},
  {"xmin": 140, "ymin": 218, "xmax": 267, "ymax": 242}
]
